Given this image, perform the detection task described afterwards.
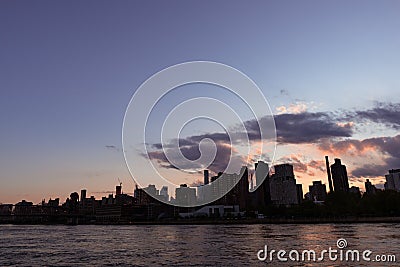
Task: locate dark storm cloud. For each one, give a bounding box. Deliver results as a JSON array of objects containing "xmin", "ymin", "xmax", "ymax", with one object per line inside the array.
[
  {"xmin": 350, "ymin": 102, "xmax": 400, "ymax": 129},
  {"xmin": 351, "ymin": 164, "xmax": 389, "ymax": 178},
  {"xmin": 152, "ymin": 132, "xmax": 232, "ymax": 150},
  {"xmin": 243, "ymin": 112, "xmax": 353, "ymax": 144},
  {"xmin": 274, "ymin": 112, "xmax": 353, "ymax": 143},
  {"xmin": 147, "ymin": 140, "xmax": 245, "ymax": 174}
]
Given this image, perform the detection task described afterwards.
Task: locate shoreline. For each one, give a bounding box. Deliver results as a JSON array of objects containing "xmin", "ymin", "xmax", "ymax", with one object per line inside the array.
[{"xmin": 1, "ymin": 216, "xmax": 400, "ymax": 225}]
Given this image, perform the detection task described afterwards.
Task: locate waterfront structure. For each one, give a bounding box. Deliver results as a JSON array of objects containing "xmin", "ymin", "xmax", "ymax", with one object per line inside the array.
[
  {"xmin": 330, "ymin": 158, "xmax": 350, "ymax": 193},
  {"xmin": 179, "ymin": 205, "xmax": 241, "ymax": 218}
]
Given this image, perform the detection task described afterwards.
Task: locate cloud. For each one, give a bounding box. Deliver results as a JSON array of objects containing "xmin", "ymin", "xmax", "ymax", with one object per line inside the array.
[
  {"xmin": 276, "ymin": 155, "xmax": 326, "ymax": 178},
  {"xmin": 147, "ymin": 138, "xmax": 246, "ymax": 175},
  {"xmin": 348, "ymin": 102, "xmax": 400, "ymax": 129},
  {"xmin": 242, "ymin": 112, "xmax": 353, "ymax": 144},
  {"xmin": 308, "ymin": 160, "xmax": 326, "ymax": 172},
  {"xmin": 320, "ymin": 135, "xmax": 400, "ymax": 178},
  {"xmin": 276, "ymin": 102, "xmax": 308, "ymax": 114},
  {"xmin": 279, "ymin": 155, "xmax": 308, "ymax": 173},
  {"xmin": 351, "ymin": 164, "xmax": 389, "ymax": 178},
  {"xmin": 274, "ymin": 112, "xmax": 353, "ymax": 144},
  {"xmin": 105, "ymin": 145, "xmax": 120, "ymax": 152},
  {"xmin": 280, "ymin": 89, "xmax": 289, "ymax": 96},
  {"xmin": 146, "ymin": 111, "xmax": 355, "ymax": 173},
  {"xmin": 145, "ymin": 102, "xmax": 400, "ymax": 176}
]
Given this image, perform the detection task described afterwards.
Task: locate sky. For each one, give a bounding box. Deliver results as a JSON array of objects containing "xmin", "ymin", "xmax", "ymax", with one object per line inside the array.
[{"xmin": 1, "ymin": 0, "xmax": 400, "ymax": 203}]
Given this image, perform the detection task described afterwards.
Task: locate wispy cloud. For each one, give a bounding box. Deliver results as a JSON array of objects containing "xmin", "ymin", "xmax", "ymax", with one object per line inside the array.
[{"xmin": 105, "ymin": 145, "xmax": 120, "ymax": 152}]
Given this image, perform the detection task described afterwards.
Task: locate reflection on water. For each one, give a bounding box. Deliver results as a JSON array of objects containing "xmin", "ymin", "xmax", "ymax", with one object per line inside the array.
[{"xmin": 0, "ymin": 224, "xmax": 399, "ymax": 266}]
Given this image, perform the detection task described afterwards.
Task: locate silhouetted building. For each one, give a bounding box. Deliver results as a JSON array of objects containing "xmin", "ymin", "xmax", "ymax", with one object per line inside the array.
[
  {"xmin": 308, "ymin": 181, "xmax": 327, "ymax": 201},
  {"xmin": 349, "ymin": 186, "xmax": 361, "ymax": 197},
  {"xmin": 15, "ymin": 200, "xmax": 33, "ymax": 206},
  {"xmin": 135, "ymin": 185, "xmax": 159, "ymax": 205},
  {"xmin": 47, "ymin": 198, "xmax": 60, "ymax": 207},
  {"xmin": 144, "ymin": 184, "xmax": 158, "ymax": 197},
  {"xmin": 331, "ymin": 158, "xmax": 349, "ymax": 193},
  {"xmin": 255, "ymin": 161, "xmax": 269, "ymax": 188},
  {"xmin": 14, "ymin": 200, "xmax": 34, "ymax": 216},
  {"xmin": 204, "ymin": 170, "xmax": 209, "ymax": 185},
  {"xmin": 0, "ymin": 204, "xmax": 12, "ymax": 218},
  {"xmin": 249, "ymin": 161, "xmax": 271, "ymax": 210},
  {"xmin": 80, "ymin": 189, "xmax": 87, "ymax": 204},
  {"xmin": 270, "ymin": 164, "xmax": 299, "ymax": 206},
  {"xmin": 325, "ymin": 156, "xmax": 334, "ymax": 193},
  {"xmin": 116, "ymin": 185, "xmax": 122, "ymax": 195},
  {"xmin": 175, "ymin": 184, "xmax": 196, "ymax": 206},
  {"xmin": 207, "ymin": 166, "xmax": 249, "ymax": 211},
  {"xmin": 384, "ymin": 169, "xmax": 400, "ymax": 191},
  {"xmin": 365, "ymin": 179, "xmax": 377, "ymax": 195},
  {"xmin": 159, "ymin": 186, "xmax": 169, "ymax": 202},
  {"xmin": 101, "ymin": 194, "xmax": 116, "ymax": 205},
  {"xmin": 296, "ymin": 184, "xmax": 303, "ymax": 203}
]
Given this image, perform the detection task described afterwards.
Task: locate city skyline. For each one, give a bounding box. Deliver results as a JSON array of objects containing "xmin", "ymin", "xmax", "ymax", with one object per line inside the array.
[
  {"xmin": 1, "ymin": 156, "xmax": 394, "ymax": 207},
  {"xmin": 1, "ymin": 1, "xmax": 400, "ymax": 203},
  {"xmin": 2, "ymin": 155, "xmax": 399, "ymax": 226}
]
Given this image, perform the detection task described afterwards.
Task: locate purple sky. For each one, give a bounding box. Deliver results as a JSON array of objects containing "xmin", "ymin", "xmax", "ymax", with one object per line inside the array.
[{"xmin": 1, "ymin": 1, "xmax": 400, "ymax": 203}]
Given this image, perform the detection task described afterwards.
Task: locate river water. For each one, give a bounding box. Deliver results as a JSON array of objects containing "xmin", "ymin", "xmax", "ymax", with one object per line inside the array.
[{"xmin": 0, "ymin": 223, "xmax": 399, "ymax": 266}]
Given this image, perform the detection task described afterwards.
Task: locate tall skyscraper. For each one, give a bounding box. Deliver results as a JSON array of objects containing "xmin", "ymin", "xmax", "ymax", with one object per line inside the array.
[
  {"xmin": 116, "ymin": 185, "xmax": 122, "ymax": 195},
  {"xmin": 255, "ymin": 161, "xmax": 269, "ymax": 188},
  {"xmin": 204, "ymin": 170, "xmax": 209, "ymax": 185},
  {"xmin": 296, "ymin": 184, "xmax": 303, "ymax": 203},
  {"xmin": 330, "ymin": 158, "xmax": 349, "ymax": 193},
  {"xmin": 384, "ymin": 169, "xmax": 400, "ymax": 191},
  {"xmin": 325, "ymin": 156, "xmax": 334, "ymax": 193},
  {"xmin": 269, "ymin": 164, "xmax": 299, "ymax": 205},
  {"xmin": 159, "ymin": 186, "xmax": 169, "ymax": 201},
  {"xmin": 365, "ymin": 179, "xmax": 377, "ymax": 195},
  {"xmin": 249, "ymin": 161, "xmax": 271, "ymax": 209},
  {"xmin": 80, "ymin": 189, "xmax": 87, "ymax": 206},
  {"xmin": 175, "ymin": 184, "xmax": 196, "ymax": 206}
]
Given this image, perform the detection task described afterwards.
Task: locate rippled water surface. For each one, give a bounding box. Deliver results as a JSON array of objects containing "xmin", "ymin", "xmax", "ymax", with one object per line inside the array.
[{"xmin": 1, "ymin": 223, "xmax": 399, "ymax": 266}]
